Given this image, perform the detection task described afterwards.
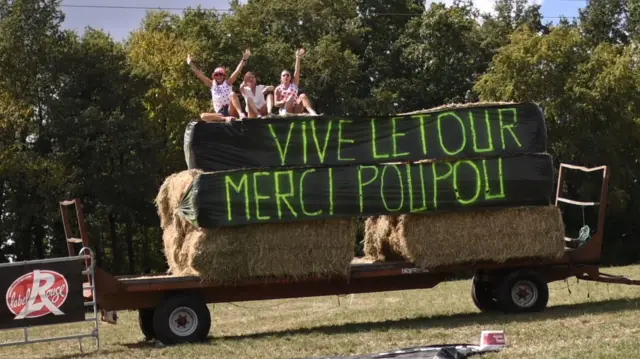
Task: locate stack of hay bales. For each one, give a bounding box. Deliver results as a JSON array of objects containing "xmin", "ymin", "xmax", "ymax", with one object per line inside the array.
[
  {"xmin": 155, "ymin": 170, "xmax": 356, "ymax": 283},
  {"xmin": 161, "ymin": 100, "xmax": 565, "ymax": 280},
  {"xmin": 363, "ymin": 207, "xmax": 565, "ymax": 268}
]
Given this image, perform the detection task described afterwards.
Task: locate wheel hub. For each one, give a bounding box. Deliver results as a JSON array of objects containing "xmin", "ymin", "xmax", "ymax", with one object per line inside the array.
[
  {"xmin": 169, "ymin": 307, "xmax": 198, "ymax": 337},
  {"xmin": 511, "ymin": 280, "xmax": 538, "ymax": 308},
  {"xmin": 175, "ymin": 314, "xmax": 188, "ymax": 327}
]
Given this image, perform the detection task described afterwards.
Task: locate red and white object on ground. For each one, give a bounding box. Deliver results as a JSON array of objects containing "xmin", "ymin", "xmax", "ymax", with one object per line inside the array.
[{"xmin": 479, "ymin": 330, "xmax": 507, "ymax": 351}]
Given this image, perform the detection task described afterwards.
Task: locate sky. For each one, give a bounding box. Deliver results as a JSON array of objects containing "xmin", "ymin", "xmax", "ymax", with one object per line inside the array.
[{"xmin": 59, "ymin": 0, "xmax": 589, "ymax": 42}]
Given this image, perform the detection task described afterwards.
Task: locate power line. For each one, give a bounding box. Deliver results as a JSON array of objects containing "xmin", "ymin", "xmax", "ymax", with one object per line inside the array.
[
  {"xmin": 60, "ymin": 4, "xmax": 231, "ymax": 12},
  {"xmin": 59, "ymin": 4, "xmax": 576, "ymax": 19}
]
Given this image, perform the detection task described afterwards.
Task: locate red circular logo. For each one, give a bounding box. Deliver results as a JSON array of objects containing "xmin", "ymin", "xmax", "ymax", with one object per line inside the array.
[{"xmin": 5, "ymin": 270, "xmax": 69, "ymax": 319}]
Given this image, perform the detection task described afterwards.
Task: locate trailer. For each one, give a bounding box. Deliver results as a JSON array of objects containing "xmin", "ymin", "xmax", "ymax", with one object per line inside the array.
[{"xmin": 57, "ymin": 162, "xmax": 640, "ymax": 346}]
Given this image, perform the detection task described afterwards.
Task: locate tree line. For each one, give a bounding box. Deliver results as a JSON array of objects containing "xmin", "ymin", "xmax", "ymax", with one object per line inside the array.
[{"xmin": 1, "ymin": 0, "xmax": 639, "ymax": 273}]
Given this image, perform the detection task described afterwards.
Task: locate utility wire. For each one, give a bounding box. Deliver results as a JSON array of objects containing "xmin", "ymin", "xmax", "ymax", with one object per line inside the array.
[
  {"xmin": 61, "ymin": 4, "xmax": 228, "ymax": 12},
  {"xmin": 59, "ymin": 4, "xmax": 577, "ymax": 19}
]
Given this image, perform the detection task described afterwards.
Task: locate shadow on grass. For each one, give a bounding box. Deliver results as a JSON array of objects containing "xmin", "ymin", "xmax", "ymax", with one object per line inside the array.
[
  {"xmin": 119, "ymin": 297, "xmax": 640, "ymax": 351},
  {"xmin": 49, "ymin": 348, "xmax": 129, "ymax": 359},
  {"xmin": 215, "ymin": 297, "xmax": 640, "ymax": 341}
]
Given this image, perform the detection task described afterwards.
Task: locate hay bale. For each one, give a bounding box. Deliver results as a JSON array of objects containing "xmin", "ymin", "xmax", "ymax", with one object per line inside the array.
[
  {"xmin": 155, "ymin": 169, "xmax": 202, "ymax": 231},
  {"xmin": 374, "ymin": 216, "xmax": 405, "ymax": 262},
  {"xmin": 157, "ymin": 169, "xmax": 357, "ymax": 282},
  {"xmin": 398, "ymin": 101, "xmax": 518, "ymax": 115},
  {"xmin": 362, "ymin": 215, "xmax": 405, "ymax": 262},
  {"xmin": 363, "ymin": 216, "xmax": 380, "ymax": 259},
  {"xmin": 162, "ymin": 218, "xmax": 357, "ymax": 283},
  {"xmin": 162, "ymin": 225, "xmax": 182, "ymax": 274},
  {"xmin": 156, "ymin": 169, "xmax": 203, "ymax": 274},
  {"xmin": 390, "ymin": 206, "xmax": 565, "ymax": 268}
]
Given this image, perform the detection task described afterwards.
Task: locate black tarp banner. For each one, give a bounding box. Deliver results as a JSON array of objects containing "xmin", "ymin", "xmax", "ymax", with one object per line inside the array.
[
  {"xmin": 183, "ymin": 103, "xmax": 547, "ymax": 171},
  {"xmin": 0, "ymin": 258, "xmax": 85, "ymax": 330},
  {"xmin": 296, "ymin": 344, "xmax": 499, "ymax": 359},
  {"xmin": 179, "ymin": 153, "xmax": 554, "ymax": 228}
]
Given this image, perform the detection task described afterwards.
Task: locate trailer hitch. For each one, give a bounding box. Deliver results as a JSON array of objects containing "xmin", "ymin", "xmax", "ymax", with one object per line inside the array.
[{"xmin": 576, "ymin": 272, "xmax": 640, "ymax": 286}]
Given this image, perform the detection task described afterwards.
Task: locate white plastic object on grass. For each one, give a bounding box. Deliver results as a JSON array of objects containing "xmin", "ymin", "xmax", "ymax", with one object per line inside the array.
[{"xmin": 479, "ymin": 330, "xmax": 507, "ymax": 351}]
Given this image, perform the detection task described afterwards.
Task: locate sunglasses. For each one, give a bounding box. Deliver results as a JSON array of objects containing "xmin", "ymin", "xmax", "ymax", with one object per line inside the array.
[{"xmin": 214, "ymin": 73, "xmax": 225, "ymax": 77}]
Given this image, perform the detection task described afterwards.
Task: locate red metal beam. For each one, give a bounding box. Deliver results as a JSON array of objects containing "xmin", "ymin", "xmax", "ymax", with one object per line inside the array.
[{"xmin": 577, "ymin": 272, "xmax": 640, "ymax": 286}]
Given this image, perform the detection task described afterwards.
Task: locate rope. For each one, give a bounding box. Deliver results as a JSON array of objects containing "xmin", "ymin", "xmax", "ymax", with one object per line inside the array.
[{"xmin": 565, "ymin": 204, "xmax": 592, "ymax": 247}]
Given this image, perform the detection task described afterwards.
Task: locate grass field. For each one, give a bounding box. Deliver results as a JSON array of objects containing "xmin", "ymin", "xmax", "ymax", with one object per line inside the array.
[{"xmin": 2, "ymin": 264, "xmax": 640, "ymax": 359}]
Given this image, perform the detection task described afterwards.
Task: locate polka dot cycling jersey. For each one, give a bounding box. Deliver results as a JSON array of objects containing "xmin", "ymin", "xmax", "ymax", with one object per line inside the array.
[
  {"xmin": 276, "ymin": 83, "xmax": 298, "ymax": 102},
  {"xmin": 211, "ymin": 81, "xmax": 232, "ymax": 112}
]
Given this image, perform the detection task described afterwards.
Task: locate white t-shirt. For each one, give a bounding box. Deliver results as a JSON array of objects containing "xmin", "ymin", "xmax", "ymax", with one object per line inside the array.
[{"xmin": 240, "ymin": 85, "xmax": 266, "ymax": 111}]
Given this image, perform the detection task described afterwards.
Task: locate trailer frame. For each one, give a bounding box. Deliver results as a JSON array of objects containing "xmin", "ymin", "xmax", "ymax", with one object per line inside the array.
[{"xmin": 58, "ymin": 162, "xmax": 640, "ymax": 345}]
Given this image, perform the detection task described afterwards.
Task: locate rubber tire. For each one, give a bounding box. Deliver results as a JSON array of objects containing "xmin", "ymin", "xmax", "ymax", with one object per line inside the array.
[
  {"xmin": 471, "ymin": 277, "xmax": 499, "ymax": 312},
  {"xmin": 497, "ymin": 270, "xmax": 549, "ymax": 314},
  {"xmin": 138, "ymin": 308, "xmax": 155, "ymax": 341},
  {"xmin": 152, "ymin": 294, "xmax": 211, "ymax": 345}
]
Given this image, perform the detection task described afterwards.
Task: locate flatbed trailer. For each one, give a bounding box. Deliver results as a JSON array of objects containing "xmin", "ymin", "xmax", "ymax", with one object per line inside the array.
[{"xmin": 60, "ymin": 163, "xmax": 640, "ymax": 345}]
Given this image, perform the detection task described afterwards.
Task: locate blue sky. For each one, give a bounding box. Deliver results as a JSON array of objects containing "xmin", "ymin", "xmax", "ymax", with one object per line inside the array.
[{"xmin": 60, "ymin": 0, "xmax": 589, "ymax": 42}]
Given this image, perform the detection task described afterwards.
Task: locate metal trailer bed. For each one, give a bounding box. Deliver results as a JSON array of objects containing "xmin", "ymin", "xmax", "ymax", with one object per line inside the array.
[{"xmin": 60, "ymin": 163, "xmax": 640, "ymax": 346}]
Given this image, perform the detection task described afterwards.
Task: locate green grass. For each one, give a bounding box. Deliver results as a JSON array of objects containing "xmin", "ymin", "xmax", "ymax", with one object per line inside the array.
[{"xmin": 3, "ymin": 265, "xmax": 640, "ymax": 359}]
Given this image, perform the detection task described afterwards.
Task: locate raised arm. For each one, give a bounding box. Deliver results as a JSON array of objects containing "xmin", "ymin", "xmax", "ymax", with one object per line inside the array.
[
  {"xmin": 238, "ymin": 80, "xmax": 251, "ymax": 97},
  {"xmin": 186, "ymin": 54, "xmax": 212, "ymax": 88},
  {"xmin": 228, "ymin": 49, "xmax": 251, "ymax": 85},
  {"xmin": 293, "ymin": 48, "xmax": 305, "ymax": 86}
]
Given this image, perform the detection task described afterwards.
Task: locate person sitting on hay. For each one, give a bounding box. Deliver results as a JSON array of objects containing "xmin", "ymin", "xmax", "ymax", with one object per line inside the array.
[
  {"xmin": 186, "ymin": 50, "xmax": 251, "ymax": 122},
  {"xmin": 239, "ymin": 71, "xmax": 275, "ymax": 118},
  {"xmin": 274, "ymin": 48, "xmax": 317, "ymax": 116}
]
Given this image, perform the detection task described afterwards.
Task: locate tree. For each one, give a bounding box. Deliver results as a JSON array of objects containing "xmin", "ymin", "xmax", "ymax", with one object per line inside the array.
[
  {"xmin": 49, "ymin": 29, "xmax": 162, "ymax": 273},
  {"xmin": 392, "ymin": 1, "xmax": 487, "ymax": 111},
  {"xmin": 578, "ymin": 0, "xmax": 632, "ymax": 46},
  {"xmin": 0, "ymin": 0, "xmax": 70, "ymax": 261},
  {"xmin": 217, "ymin": 0, "xmax": 366, "ymax": 115},
  {"xmin": 475, "ymin": 24, "xmax": 640, "ymax": 264},
  {"xmin": 355, "ymin": 0, "xmax": 425, "ymax": 115},
  {"xmin": 478, "ymin": 0, "xmax": 550, "ymax": 62},
  {"xmin": 127, "ymin": 16, "xmax": 200, "ymax": 175}
]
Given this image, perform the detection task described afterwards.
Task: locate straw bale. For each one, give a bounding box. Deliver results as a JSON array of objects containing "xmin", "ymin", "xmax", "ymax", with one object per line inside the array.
[
  {"xmin": 374, "ymin": 216, "xmax": 405, "ymax": 261},
  {"xmin": 162, "ymin": 225, "xmax": 181, "ymax": 274},
  {"xmin": 155, "ymin": 169, "xmax": 202, "ymax": 231},
  {"xmin": 363, "ymin": 216, "xmax": 380, "ymax": 259},
  {"xmin": 362, "ymin": 215, "xmax": 405, "ymax": 262},
  {"xmin": 155, "ymin": 169, "xmax": 203, "ymax": 274},
  {"xmin": 392, "ymin": 206, "xmax": 566, "ymax": 268},
  {"xmin": 398, "ymin": 101, "xmax": 518, "ymax": 116},
  {"xmin": 164, "ymin": 218, "xmax": 357, "ymax": 283}
]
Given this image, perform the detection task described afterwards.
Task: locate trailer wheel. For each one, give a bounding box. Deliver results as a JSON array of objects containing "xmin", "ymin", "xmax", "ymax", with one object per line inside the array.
[
  {"xmin": 152, "ymin": 294, "xmax": 211, "ymax": 345},
  {"xmin": 138, "ymin": 308, "xmax": 155, "ymax": 341},
  {"xmin": 497, "ymin": 270, "xmax": 549, "ymax": 314},
  {"xmin": 471, "ymin": 277, "xmax": 498, "ymax": 312}
]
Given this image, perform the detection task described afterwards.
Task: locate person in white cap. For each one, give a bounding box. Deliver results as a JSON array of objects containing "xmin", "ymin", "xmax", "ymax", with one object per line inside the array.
[
  {"xmin": 274, "ymin": 48, "xmax": 317, "ymax": 116},
  {"xmin": 187, "ymin": 50, "xmax": 250, "ymax": 122}
]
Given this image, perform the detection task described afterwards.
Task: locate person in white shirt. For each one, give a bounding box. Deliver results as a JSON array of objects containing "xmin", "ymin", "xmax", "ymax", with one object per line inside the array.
[
  {"xmin": 186, "ymin": 50, "xmax": 250, "ymax": 122},
  {"xmin": 239, "ymin": 71, "xmax": 274, "ymax": 118},
  {"xmin": 274, "ymin": 48, "xmax": 317, "ymax": 116}
]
